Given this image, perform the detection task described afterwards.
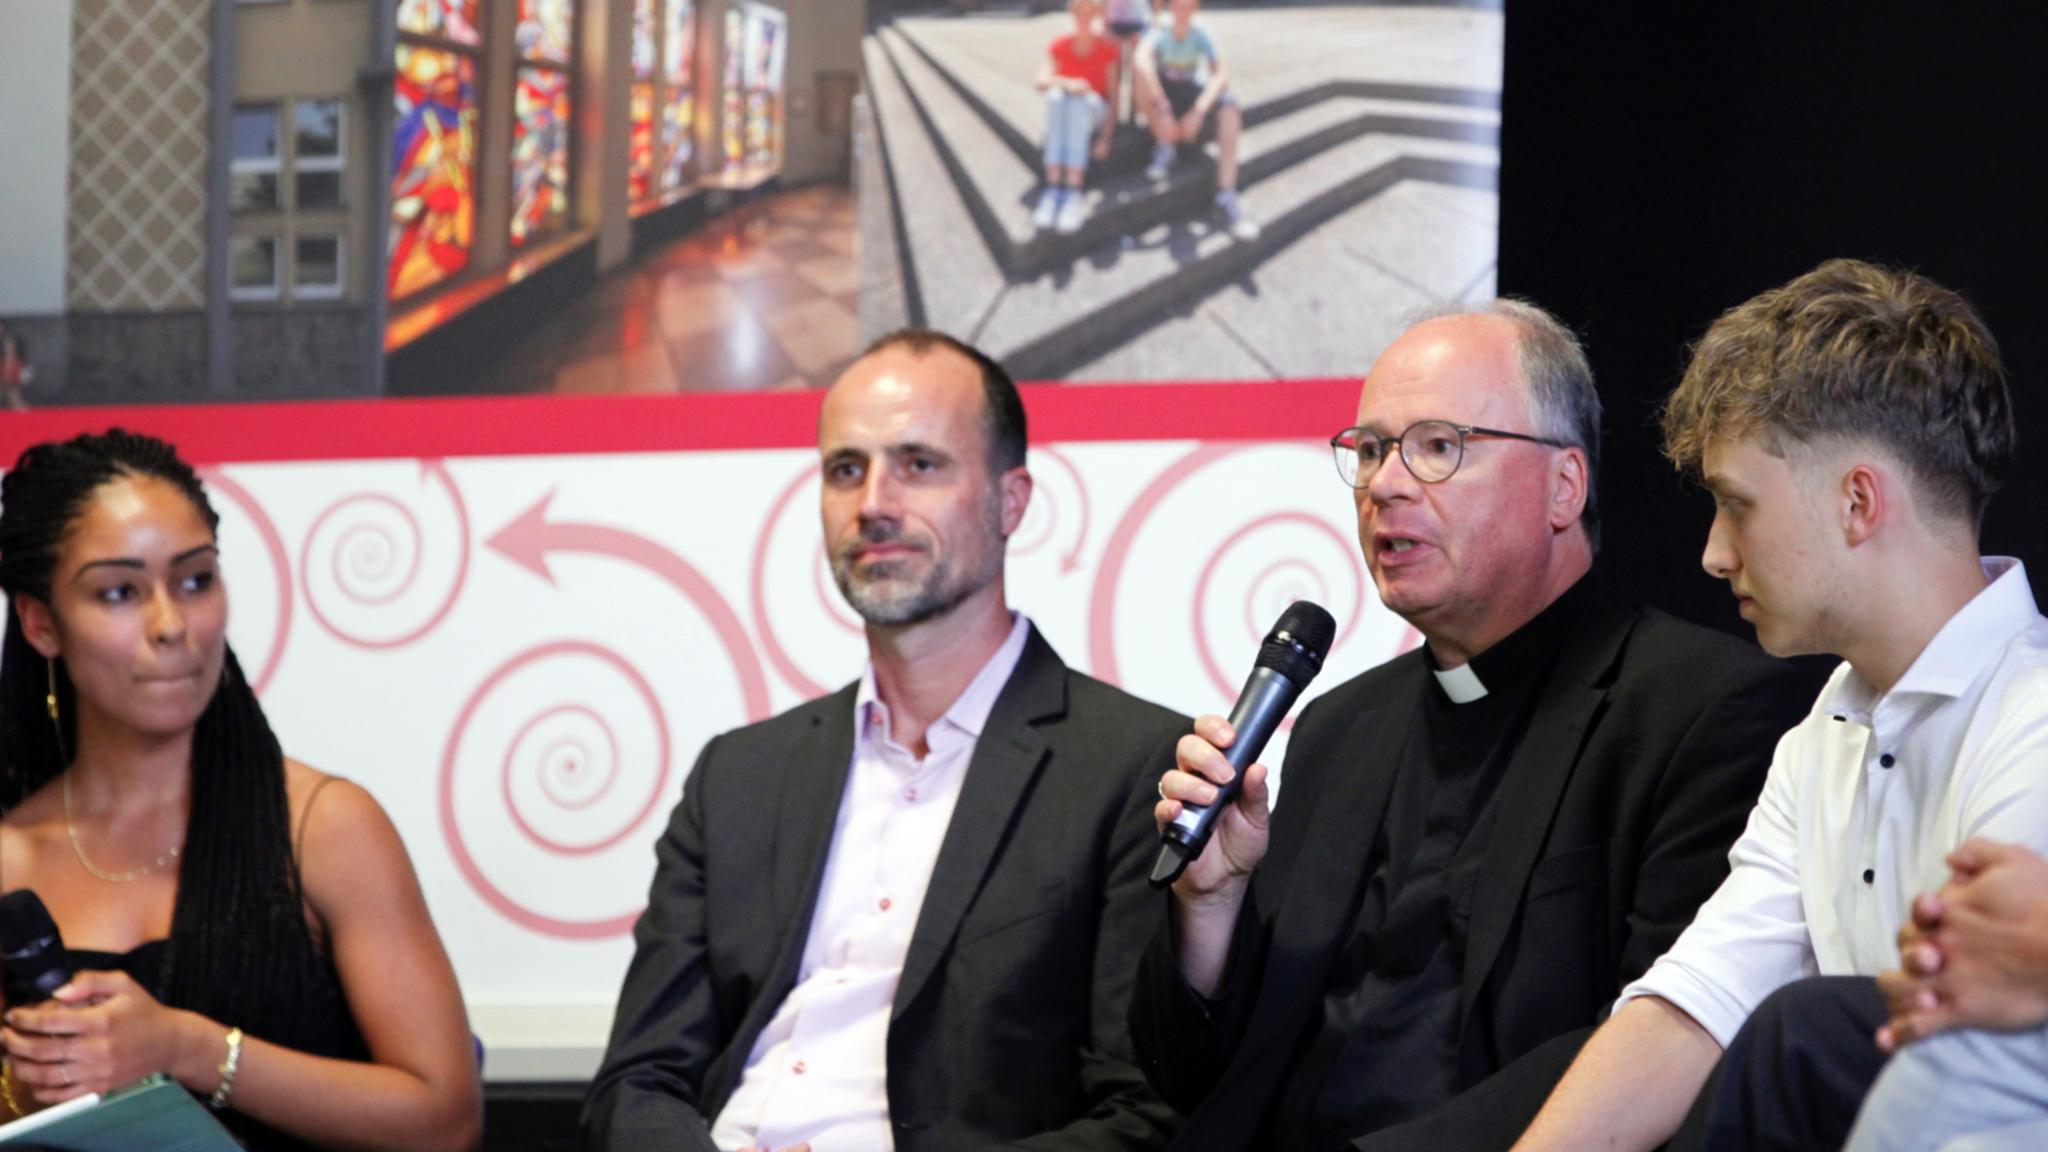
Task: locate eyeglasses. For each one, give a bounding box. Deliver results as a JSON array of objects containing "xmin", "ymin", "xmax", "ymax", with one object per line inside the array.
[{"xmin": 1329, "ymin": 420, "xmax": 1574, "ymax": 488}]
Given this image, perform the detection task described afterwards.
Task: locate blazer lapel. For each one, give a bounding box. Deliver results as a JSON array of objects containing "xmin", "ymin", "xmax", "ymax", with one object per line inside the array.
[
  {"xmin": 1458, "ymin": 602, "xmax": 1635, "ymax": 1018},
  {"xmin": 1229, "ymin": 661, "xmax": 1419, "ymax": 1072},
  {"xmin": 715, "ymin": 685, "xmax": 859, "ymax": 1109},
  {"xmin": 771, "ymin": 685, "xmax": 859, "ymax": 943},
  {"xmin": 892, "ymin": 628, "xmax": 1064, "ymax": 1021}
]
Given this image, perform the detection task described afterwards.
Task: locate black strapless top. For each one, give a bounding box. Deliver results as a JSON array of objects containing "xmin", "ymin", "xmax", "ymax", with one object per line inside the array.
[{"xmin": 68, "ymin": 939, "xmax": 370, "ymax": 1152}]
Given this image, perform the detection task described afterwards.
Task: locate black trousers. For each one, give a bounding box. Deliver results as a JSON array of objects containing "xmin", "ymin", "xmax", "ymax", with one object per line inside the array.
[{"xmin": 1667, "ymin": 976, "xmax": 1890, "ymax": 1152}]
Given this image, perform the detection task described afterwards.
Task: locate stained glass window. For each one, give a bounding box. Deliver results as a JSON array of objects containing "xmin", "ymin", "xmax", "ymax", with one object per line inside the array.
[
  {"xmin": 511, "ymin": 0, "xmax": 574, "ymax": 246},
  {"xmin": 665, "ymin": 0, "xmax": 694, "ymax": 84},
  {"xmin": 661, "ymin": 1, "xmax": 695, "ymax": 191},
  {"xmin": 632, "ymin": 0, "xmax": 657, "ymax": 79},
  {"xmin": 512, "ymin": 67, "xmax": 571, "ymax": 248},
  {"xmin": 516, "ymin": 0, "xmax": 573, "ymax": 65},
  {"xmin": 396, "ymin": 0, "xmax": 480, "ymax": 46},
  {"xmin": 390, "ymin": 44, "xmax": 477, "ymax": 298},
  {"xmin": 742, "ymin": 9, "xmax": 785, "ymax": 171},
  {"xmin": 629, "ymin": 83, "xmax": 657, "ymax": 204},
  {"xmin": 660, "ymin": 96, "xmax": 694, "ymax": 193},
  {"xmin": 721, "ymin": 8, "xmax": 744, "ymax": 172}
]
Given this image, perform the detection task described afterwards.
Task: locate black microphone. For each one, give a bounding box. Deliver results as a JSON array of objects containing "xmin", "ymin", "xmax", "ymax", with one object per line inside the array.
[
  {"xmin": 1150, "ymin": 601, "xmax": 1337, "ymax": 888},
  {"xmin": 0, "ymin": 890, "xmax": 73, "ymax": 1006}
]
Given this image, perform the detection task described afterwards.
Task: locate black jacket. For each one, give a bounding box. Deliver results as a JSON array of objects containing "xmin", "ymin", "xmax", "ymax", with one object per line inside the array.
[
  {"xmin": 1131, "ymin": 599, "xmax": 1815, "ymax": 1152},
  {"xmin": 584, "ymin": 626, "xmax": 1187, "ymax": 1152}
]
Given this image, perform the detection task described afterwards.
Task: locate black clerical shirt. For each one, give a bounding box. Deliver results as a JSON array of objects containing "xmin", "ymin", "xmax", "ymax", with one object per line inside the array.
[{"xmin": 1262, "ymin": 575, "xmax": 1597, "ymax": 1150}]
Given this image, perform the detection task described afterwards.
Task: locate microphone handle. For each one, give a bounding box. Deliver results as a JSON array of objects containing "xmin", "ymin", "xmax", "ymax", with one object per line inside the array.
[{"xmin": 1156, "ymin": 666, "xmax": 1300, "ymax": 867}]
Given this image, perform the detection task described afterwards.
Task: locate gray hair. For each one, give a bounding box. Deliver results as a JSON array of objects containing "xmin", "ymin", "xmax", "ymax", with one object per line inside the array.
[{"xmin": 1406, "ymin": 297, "xmax": 1603, "ymax": 551}]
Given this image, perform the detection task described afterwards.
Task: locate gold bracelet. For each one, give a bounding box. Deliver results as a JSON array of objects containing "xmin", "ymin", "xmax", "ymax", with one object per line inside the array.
[
  {"xmin": 1, "ymin": 1058, "xmax": 25, "ymax": 1119},
  {"xmin": 207, "ymin": 1027, "xmax": 243, "ymax": 1111}
]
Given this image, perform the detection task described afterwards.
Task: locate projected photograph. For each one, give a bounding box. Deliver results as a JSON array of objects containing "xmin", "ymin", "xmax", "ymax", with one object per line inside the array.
[
  {"xmin": 0, "ymin": 0, "xmax": 1498, "ymax": 404},
  {"xmin": 859, "ymin": 0, "xmax": 1502, "ymax": 382}
]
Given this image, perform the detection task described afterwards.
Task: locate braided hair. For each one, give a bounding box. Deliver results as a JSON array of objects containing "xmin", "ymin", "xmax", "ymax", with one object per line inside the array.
[{"xmin": 0, "ymin": 429, "xmax": 317, "ymax": 1026}]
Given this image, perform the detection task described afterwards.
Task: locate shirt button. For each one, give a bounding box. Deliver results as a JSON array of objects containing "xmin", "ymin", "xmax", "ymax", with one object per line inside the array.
[
  {"xmin": 1880, "ymin": 753, "xmax": 1896, "ymax": 768},
  {"xmin": 1862, "ymin": 869, "xmax": 1875, "ymax": 884},
  {"xmin": 904, "ymin": 786, "xmax": 918, "ymax": 802},
  {"xmin": 792, "ymin": 1060, "xmax": 807, "ymax": 1075},
  {"xmin": 879, "ymin": 897, "xmax": 892, "ymax": 911}
]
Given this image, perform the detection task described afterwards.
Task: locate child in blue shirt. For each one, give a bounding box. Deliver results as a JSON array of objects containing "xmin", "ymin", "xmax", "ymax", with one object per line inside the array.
[{"xmin": 1134, "ymin": 0, "xmax": 1257, "ymax": 240}]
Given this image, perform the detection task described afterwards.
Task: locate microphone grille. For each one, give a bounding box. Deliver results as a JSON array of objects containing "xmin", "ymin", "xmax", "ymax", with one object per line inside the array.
[
  {"xmin": 1275, "ymin": 601, "xmax": 1337, "ymax": 658},
  {"xmin": 1256, "ymin": 601, "xmax": 1338, "ymax": 687},
  {"xmin": 0, "ymin": 889, "xmax": 58, "ymax": 946}
]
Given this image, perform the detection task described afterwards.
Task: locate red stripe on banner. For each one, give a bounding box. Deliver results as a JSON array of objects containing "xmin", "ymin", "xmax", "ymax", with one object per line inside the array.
[{"xmin": 0, "ymin": 379, "xmax": 1361, "ymax": 465}]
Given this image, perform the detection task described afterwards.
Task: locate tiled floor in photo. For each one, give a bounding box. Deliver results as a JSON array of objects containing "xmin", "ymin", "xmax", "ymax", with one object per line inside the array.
[{"xmin": 443, "ymin": 183, "xmax": 860, "ymax": 395}]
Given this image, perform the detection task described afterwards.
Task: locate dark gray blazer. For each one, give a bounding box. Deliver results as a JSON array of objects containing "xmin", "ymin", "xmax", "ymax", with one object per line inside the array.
[
  {"xmin": 583, "ymin": 625, "xmax": 1187, "ymax": 1152},
  {"xmin": 1131, "ymin": 598, "xmax": 1817, "ymax": 1152}
]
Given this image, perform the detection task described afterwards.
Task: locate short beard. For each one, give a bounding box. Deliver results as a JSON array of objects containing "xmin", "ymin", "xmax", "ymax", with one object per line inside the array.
[
  {"xmin": 836, "ymin": 559, "xmax": 985, "ymax": 627},
  {"xmin": 832, "ymin": 491, "xmax": 1007, "ymax": 628}
]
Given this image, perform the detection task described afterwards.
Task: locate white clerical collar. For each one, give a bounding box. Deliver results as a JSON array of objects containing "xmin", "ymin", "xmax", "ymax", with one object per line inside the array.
[{"xmin": 1432, "ymin": 661, "xmax": 1488, "ymax": 704}]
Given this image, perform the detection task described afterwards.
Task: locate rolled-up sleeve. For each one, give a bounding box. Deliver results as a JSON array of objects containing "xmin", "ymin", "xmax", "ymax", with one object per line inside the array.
[
  {"xmin": 1615, "ymin": 726, "xmax": 1817, "ymax": 1047},
  {"xmin": 1958, "ymin": 666, "xmax": 2048, "ymax": 854}
]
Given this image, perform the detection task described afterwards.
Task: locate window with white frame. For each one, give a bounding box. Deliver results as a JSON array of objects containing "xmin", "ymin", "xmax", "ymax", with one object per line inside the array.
[
  {"xmin": 294, "ymin": 233, "xmax": 346, "ymax": 299},
  {"xmin": 295, "ymin": 99, "xmax": 346, "ymax": 210},
  {"xmin": 230, "ymin": 235, "xmax": 282, "ymax": 300},
  {"xmin": 231, "ymin": 105, "xmax": 282, "ymax": 214},
  {"xmin": 229, "ymin": 96, "xmax": 352, "ymax": 304}
]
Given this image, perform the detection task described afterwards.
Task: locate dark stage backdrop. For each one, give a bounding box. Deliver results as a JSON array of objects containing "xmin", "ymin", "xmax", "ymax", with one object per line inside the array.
[{"xmin": 1498, "ymin": 3, "xmax": 2048, "ymax": 636}]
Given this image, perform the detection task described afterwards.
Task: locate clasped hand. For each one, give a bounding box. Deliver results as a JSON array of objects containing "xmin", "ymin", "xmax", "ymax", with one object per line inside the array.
[
  {"xmin": 1877, "ymin": 838, "xmax": 2048, "ymax": 1052},
  {"xmin": 3, "ymin": 970, "xmax": 196, "ymax": 1105}
]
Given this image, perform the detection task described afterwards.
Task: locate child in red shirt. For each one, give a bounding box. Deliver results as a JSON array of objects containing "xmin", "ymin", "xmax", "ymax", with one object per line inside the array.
[{"xmin": 1034, "ymin": 0, "xmax": 1120, "ymax": 235}]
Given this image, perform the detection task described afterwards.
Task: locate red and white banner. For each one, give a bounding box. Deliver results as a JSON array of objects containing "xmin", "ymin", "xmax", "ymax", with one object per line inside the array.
[{"xmin": 2, "ymin": 381, "xmax": 1416, "ymax": 1073}]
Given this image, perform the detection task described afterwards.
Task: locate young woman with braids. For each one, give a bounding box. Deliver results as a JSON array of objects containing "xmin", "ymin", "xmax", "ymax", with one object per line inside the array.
[{"xmin": 0, "ymin": 430, "xmax": 481, "ymax": 1151}]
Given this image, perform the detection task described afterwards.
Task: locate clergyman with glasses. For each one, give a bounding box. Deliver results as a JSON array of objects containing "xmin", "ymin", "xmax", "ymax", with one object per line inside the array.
[{"xmin": 1128, "ymin": 302, "xmax": 1816, "ymax": 1152}]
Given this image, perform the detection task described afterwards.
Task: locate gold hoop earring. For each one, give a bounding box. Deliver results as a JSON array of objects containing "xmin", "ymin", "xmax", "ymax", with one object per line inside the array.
[{"xmin": 44, "ymin": 658, "xmax": 72, "ymax": 766}]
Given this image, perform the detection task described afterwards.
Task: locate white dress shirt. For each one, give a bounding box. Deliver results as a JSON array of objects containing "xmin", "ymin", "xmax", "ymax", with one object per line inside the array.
[
  {"xmin": 710, "ymin": 613, "xmax": 1033, "ymax": 1152},
  {"xmin": 1619, "ymin": 558, "xmax": 2048, "ymax": 1046}
]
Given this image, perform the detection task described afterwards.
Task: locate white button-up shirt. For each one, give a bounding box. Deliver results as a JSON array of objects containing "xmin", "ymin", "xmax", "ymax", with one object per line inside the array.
[
  {"xmin": 1619, "ymin": 559, "xmax": 2048, "ymax": 1046},
  {"xmin": 710, "ymin": 614, "xmax": 1033, "ymax": 1152}
]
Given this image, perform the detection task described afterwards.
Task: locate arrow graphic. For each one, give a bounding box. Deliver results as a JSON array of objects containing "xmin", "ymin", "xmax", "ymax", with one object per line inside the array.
[{"xmin": 487, "ymin": 491, "xmax": 773, "ymax": 722}]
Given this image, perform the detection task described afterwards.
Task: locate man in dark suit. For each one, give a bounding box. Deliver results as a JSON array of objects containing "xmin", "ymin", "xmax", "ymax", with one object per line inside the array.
[
  {"xmin": 1135, "ymin": 302, "xmax": 1815, "ymax": 1151},
  {"xmin": 583, "ymin": 329, "xmax": 1184, "ymax": 1152}
]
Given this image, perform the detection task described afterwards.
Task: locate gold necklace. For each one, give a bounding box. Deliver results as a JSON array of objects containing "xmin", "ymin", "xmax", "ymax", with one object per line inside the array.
[{"xmin": 62, "ymin": 772, "xmax": 183, "ymax": 884}]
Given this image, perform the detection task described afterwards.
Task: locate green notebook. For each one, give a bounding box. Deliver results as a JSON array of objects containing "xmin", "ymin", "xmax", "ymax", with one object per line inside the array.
[{"xmin": 0, "ymin": 1075, "xmax": 242, "ymax": 1151}]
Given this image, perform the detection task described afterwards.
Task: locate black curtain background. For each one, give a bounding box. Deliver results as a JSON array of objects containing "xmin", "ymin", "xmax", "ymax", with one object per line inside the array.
[{"xmin": 1497, "ymin": 3, "xmax": 2048, "ymax": 635}]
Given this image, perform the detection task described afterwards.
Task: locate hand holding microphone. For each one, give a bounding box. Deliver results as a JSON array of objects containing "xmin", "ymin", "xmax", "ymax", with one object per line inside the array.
[
  {"xmin": 1, "ymin": 890, "xmax": 218, "ymax": 1106},
  {"xmin": 1154, "ymin": 715, "xmax": 1276, "ymax": 898},
  {"xmin": 1150, "ymin": 601, "xmax": 1335, "ymax": 890},
  {"xmin": 0, "ymin": 890, "xmax": 73, "ymax": 1008}
]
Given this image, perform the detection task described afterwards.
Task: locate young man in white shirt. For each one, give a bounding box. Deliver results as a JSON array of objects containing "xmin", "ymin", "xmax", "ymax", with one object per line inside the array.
[{"xmin": 1511, "ymin": 257, "xmax": 2047, "ymax": 1152}]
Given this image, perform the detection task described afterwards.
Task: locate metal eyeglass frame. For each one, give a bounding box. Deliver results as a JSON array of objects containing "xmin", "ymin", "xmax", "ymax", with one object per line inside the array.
[{"xmin": 1329, "ymin": 420, "xmax": 1575, "ymax": 488}]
